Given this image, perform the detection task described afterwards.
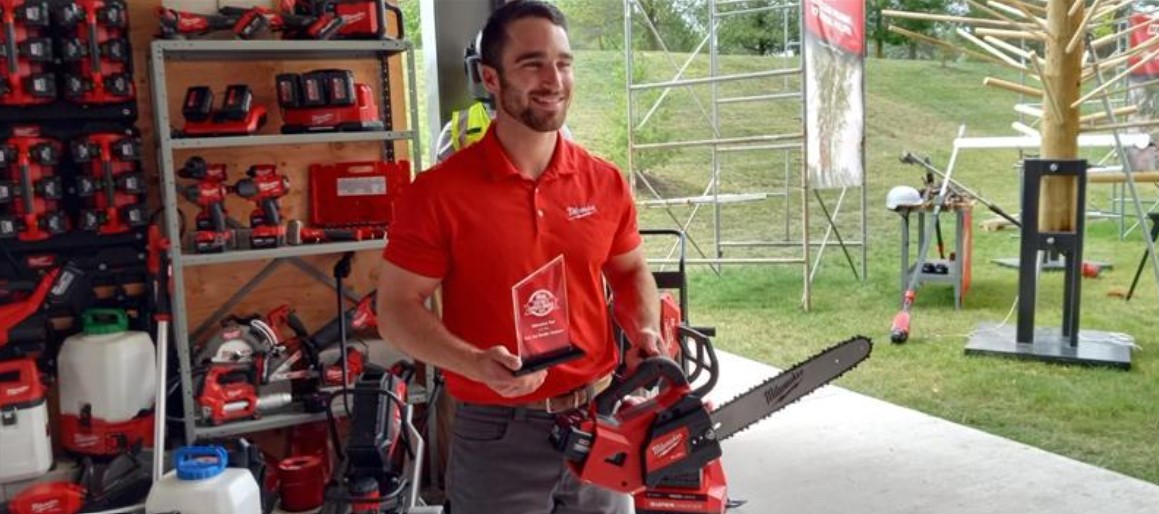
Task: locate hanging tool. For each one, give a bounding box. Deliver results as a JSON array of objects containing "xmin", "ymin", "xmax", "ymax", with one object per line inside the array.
[
  {"xmin": 890, "ymin": 126, "xmax": 966, "ymax": 344},
  {"xmin": 900, "ymin": 151, "xmax": 1021, "ymax": 228},
  {"xmin": 149, "ymin": 226, "xmax": 171, "ymax": 483},
  {"xmin": 555, "ymin": 336, "xmax": 871, "ymax": 512}
]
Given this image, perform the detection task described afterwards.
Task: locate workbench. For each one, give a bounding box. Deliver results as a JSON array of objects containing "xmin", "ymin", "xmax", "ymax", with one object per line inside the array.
[{"xmin": 896, "ymin": 201, "xmax": 974, "ymax": 310}]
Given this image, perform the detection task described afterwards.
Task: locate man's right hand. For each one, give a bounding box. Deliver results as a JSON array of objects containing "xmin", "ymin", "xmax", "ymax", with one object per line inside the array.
[{"xmin": 473, "ymin": 345, "xmax": 547, "ymax": 398}]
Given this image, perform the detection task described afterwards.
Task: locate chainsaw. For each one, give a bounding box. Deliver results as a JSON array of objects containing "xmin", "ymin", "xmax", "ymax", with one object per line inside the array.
[{"xmin": 553, "ymin": 334, "xmax": 872, "ymax": 513}]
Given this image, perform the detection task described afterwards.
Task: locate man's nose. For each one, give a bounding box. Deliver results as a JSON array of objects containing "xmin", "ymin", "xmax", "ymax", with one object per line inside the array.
[{"xmin": 539, "ymin": 63, "xmax": 563, "ymax": 89}]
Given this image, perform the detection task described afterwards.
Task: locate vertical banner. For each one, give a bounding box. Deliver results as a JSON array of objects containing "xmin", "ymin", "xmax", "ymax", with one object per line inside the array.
[
  {"xmin": 1127, "ymin": 11, "xmax": 1159, "ymax": 124},
  {"xmin": 804, "ymin": 0, "xmax": 865, "ymax": 190}
]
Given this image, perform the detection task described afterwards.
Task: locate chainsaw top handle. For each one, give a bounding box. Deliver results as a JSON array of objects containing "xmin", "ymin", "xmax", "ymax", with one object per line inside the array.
[
  {"xmin": 676, "ymin": 325, "xmax": 718, "ymax": 397},
  {"xmin": 596, "ymin": 356, "xmax": 688, "ymax": 417}
]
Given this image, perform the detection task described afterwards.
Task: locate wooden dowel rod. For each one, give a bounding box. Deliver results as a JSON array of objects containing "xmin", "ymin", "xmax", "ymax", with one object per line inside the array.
[
  {"xmin": 1067, "ymin": 0, "xmax": 1085, "ymax": 16},
  {"xmin": 967, "ymin": 0, "xmax": 1018, "ymax": 23},
  {"xmin": 987, "ymin": 0, "xmax": 1029, "ymax": 19},
  {"xmin": 976, "ymin": 27, "xmax": 1047, "ymax": 41},
  {"xmin": 1073, "ymin": 48, "xmax": 1159, "ymax": 107},
  {"xmin": 1012, "ymin": 121, "xmax": 1041, "ymax": 136},
  {"xmin": 881, "ymin": 10, "xmax": 1037, "ymax": 29},
  {"xmin": 1078, "ymin": 105, "xmax": 1139, "ymax": 124},
  {"xmin": 1067, "ymin": 0, "xmax": 1104, "ymax": 54},
  {"xmin": 1003, "ymin": 0, "xmax": 1052, "ymax": 33},
  {"xmin": 984, "ymin": 35, "xmax": 1037, "ymax": 62},
  {"xmin": 958, "ymin": 28, "xmax": 1028, "ymax": 69},
  {"xmin": 1014, "ymin": 103, "xmax": 1044, "ymax": 117},
  {"xmin": 1089, "ymin": 171, "xmax": 1159, "ymax": 183},
  {"xmin": 984, "ymin": 76, "xmax": 1044, "ymax": 96},
  {"xmin": 1080, "ymin": 119, "xmax": 1159, "ymax": 132},
  {"xmin": 1090, "ymin": 19, "xmax": 1149, "ymax": 50},
  {"xmin": 888, "ymin": 25, "xmax": 1021, "ymax": 70},
  {"xmin": 1084, "ymin": 33, "xmax": 1159, "ymax": 77}
]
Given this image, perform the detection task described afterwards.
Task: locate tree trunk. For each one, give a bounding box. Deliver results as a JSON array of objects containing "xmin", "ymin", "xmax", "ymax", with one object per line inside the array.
[
  {"xmin": 908, "ymin": 42, "xmax": 917, "ymax": 59},
  {"xmin": 875, "ymin": 37, "xmax": 884, "ymax": 59}
]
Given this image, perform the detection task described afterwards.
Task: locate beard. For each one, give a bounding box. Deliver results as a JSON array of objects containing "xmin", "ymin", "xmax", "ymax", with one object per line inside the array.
[{"xmin": 498, "ymin": 75, "xmax": 569, "ymax": 132}]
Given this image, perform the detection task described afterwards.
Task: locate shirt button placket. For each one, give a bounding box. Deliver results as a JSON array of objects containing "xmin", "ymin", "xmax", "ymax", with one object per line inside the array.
[{"xmin": 533, "ymin": 186, "xmax": 543, "ymax": 231}]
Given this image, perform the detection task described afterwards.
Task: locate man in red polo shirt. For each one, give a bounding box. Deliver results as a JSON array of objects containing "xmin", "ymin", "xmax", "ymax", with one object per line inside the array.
[{"xmin": 377, "ymin": 2, "xmax": 660, "ymax": 513}]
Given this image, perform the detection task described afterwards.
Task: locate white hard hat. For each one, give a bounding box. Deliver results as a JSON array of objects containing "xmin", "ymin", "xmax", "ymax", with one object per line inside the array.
[{"xmin": 886, "ymin": 185, "xmax": 923, "ymax": 210}]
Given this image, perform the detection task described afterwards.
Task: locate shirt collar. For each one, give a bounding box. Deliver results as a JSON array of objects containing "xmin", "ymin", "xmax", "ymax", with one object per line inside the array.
[{"xmin": 480, "ymin": 124, "xmax": 576, "ymax": 182}]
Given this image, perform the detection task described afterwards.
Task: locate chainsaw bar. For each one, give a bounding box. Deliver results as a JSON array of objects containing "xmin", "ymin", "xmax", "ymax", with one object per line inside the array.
[{"xmin": 709, "ymin": 336, "xmax": 872, "ymax": 442}]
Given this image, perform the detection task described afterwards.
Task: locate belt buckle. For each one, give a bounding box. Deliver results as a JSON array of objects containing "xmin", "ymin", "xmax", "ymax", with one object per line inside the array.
[{"xmin": 544, "ymin": 391, "xmax": 579, "ymax": 414}]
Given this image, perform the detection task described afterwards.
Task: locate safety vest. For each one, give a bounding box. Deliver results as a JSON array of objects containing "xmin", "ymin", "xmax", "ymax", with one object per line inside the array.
[{"xmin": 450, "ymin": 102, "xmax": 492, "ymax": 152}]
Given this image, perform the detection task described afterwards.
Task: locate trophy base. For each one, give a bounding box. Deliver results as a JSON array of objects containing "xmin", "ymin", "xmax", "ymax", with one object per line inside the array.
[{"xmin": 513, "ymin": 345, "xmax": 586, "ymax": 376}]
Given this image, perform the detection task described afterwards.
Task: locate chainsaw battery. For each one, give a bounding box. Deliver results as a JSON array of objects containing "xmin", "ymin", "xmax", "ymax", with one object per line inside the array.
[
  {"xmin": 24, "ymin": 73, "xmax": 56, "ymax": 97},
  {"xmin": 183, "ymin": 86, "xmax": 214, "ymax": 122},
  {"xmin": 180, "ymin": 85, "xmax": 268, "ymax": 137},
  {"xmin": 0, "ymin": 37, "xmax": 53, "ymax": 61},
  {"xmin": 218, "ymin": 84, "xmax": 254, "ymax": 121},
  {"xmin": 0, "ymin": 358, "xmax": 53, "ymax": 483},
  {"xmin": 300, "ymin": 72, "xmax": 328, "ymax": 108},
  {"xmin": 309, "ymin": 160, "xmax": 412, "ymax": 227},
  {"xmin": 276, "ymin": 73, "xmax": 304, "ymax": 108},
  {"xmin": 12, "ymin": 1, "xmax": 51, "ymax": 27},
  {"xmin": 97, "ymin": 0, "xmax": 128, "ymax": 28},
  {"xmin": 324, "ymin": 70, "xmax": 356, "ymax": 106}
]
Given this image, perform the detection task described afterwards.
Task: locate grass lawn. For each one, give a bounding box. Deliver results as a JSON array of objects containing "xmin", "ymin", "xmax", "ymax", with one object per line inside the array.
[{"xmin": 411, "ymin": 49, "xmax": 1159, "ymax": 484}]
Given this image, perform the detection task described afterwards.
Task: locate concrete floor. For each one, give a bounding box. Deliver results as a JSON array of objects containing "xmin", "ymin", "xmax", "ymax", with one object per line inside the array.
[{"xmin": 708, "ymin": 350, "xmax": 1159, "ymax": 514}]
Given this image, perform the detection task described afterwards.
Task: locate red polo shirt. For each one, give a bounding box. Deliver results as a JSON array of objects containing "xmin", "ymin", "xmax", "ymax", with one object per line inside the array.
[{"xmin": 383, "ymin": 126, "xmax": 641, "ymax": 405}]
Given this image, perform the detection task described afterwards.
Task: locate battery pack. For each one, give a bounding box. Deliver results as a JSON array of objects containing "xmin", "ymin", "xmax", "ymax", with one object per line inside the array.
[{"xmin": 309, "ymin": 161, "xmax": 412, "ymax": 227}]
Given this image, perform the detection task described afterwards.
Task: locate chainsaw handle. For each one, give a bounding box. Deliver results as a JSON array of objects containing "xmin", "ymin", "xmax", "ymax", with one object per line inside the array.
[{"xmin": 596, "ymin": 356, "xmax": 688, "ymax": 417}]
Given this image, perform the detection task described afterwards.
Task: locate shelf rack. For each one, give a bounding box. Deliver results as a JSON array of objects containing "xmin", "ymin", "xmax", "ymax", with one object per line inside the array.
[{"xmin": 148, "ymin": 38, "xmax": 425, "ymax": 443}]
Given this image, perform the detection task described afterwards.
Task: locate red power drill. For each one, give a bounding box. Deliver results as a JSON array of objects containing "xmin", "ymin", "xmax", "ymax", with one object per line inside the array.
[
  {"xmin": 233, "ymin": 164, "xmax": 288, "ymax": 249},
  {"xmin": 177, "ymin": 156, "xmax": 231, "ymax": 253}
]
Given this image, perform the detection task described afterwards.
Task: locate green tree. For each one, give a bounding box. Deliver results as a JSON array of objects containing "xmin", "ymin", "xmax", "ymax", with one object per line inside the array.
[
  {"xmin": 717, "ymin": 7, "xmax": 799, "ymax": 56},
  {"xmin": 868, "ymin": 0, "xmax": 950, "ymax": 59},
  {"xmin": 398, "ymin": 0, "xmax": 421, "ymax": 47},
  {"xmin": 555, "ymin": 0, "xmax": 624, "ymax": 50}
]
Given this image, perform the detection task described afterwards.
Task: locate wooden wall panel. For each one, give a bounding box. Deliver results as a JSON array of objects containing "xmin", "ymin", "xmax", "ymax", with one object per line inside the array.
[{"xmin": 128, "ymin": 1, "xmax": 409, "ymax": 341}]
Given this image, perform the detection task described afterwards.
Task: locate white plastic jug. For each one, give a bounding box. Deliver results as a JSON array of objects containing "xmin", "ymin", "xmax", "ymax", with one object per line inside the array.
[
  {"xmin": 58, "ymin": 309, "xmax": 156, "ymax": 422},
  {"xmin": 145, "ymin": 446, "xmax": 262, "ymax": 514}
]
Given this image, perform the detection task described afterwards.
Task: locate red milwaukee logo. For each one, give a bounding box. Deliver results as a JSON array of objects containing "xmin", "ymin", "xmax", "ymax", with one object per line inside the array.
[
  {"xmin": 4, "ymin": 385, "xmax": 30, "ymax": 397},
  {"xmin": 31, "ymin": 499, "xmax": 61, "ymax": 514},
  {"xmin": 651, "ymin": 432, "xmax": 683, "ymax": 459}
]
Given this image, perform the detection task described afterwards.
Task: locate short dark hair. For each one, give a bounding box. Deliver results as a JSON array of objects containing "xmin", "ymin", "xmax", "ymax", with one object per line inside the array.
[{"xmin": 479, "ymin": 0, "xmax": 568, "ymax": 71}]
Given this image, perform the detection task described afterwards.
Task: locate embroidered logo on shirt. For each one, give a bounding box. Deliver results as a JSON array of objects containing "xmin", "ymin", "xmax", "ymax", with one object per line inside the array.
[{"xmin": 567, "ymin": 205, "xmax": 597, "ymax": 220}]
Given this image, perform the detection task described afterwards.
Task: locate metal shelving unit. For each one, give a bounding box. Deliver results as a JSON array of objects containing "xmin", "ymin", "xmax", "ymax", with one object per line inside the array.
[
  {"xmin": 148, "ymin": 38, "xmax": 425, "ymax": 445},
  {"xmin": 170, "ymin": 130, "xmax": 415, "ymax": 150},
  {"xmin": 193, "ymin": 385, "xmax": 427, "ymax": 439}
]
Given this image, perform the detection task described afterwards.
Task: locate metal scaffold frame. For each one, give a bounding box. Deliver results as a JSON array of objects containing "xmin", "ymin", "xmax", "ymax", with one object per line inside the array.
[{"xmin": 623, "ymin": 0, "xmax": 868, "ymax": 310}]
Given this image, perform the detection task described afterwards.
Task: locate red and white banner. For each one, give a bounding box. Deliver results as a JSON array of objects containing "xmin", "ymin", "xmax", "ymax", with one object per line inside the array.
[
  {"xmin": 804, "ymin": 0, "xmax": 865, "ymax": 190},
  {"xmin": 1129, "ymin": 13, "xmax": 1159, "ymax": 78}
]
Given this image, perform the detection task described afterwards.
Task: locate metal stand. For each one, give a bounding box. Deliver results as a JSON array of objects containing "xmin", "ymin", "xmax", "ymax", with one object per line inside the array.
[
  {"xmin": 966, "ymin": 159, "xmax": 1131, "ymax": 370},
  {"xmin": 1126, "ymin": 212, "xmax": 1159, "ymax": 301},
  {"xmin": 897, "ymin": 204, "xmax": 971, "ymax": 310}
]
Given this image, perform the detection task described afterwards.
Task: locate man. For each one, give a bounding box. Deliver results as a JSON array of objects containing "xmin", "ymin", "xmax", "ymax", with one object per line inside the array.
[
  {"xmin": 434, "ymin": 30, "xmax": 572, "ymax": 162},
  {"xmin": 376, "ymin": 2, "xmax": 661, "ymax": 513}
]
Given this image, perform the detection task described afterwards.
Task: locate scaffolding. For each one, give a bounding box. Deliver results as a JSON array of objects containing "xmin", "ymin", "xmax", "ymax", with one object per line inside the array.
[{"xmin": 623, "ymin": 0, "xmax": 868, "ymax": 310}]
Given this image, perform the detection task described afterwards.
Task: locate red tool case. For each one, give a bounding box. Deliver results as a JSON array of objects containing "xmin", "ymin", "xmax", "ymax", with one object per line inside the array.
[{"xmin": 308, "ymin": 160, "xmax": 411, "ymax": 228}]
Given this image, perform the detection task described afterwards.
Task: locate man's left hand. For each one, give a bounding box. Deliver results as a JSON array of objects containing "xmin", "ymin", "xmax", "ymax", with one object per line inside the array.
[{"xmin": 622, "ymin": 327, "xmax": 666, "ymax": 377}]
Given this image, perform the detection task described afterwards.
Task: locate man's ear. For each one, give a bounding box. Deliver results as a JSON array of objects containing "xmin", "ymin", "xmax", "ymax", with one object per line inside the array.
[{"xmin": 481, "ymin": 64, "xmax": 501, "ymax": 97}]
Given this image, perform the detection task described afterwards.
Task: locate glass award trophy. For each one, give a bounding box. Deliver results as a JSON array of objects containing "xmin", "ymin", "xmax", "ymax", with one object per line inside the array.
[{"xmin": 510, "ymin": 254, "xmax": 585, "ymax": 376}]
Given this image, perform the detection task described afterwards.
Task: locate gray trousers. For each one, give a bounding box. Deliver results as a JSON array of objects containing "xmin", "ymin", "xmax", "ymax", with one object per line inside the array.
[{"xmin": 446, "ymin": 402, "xmax": 633, "ymax": 514}]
